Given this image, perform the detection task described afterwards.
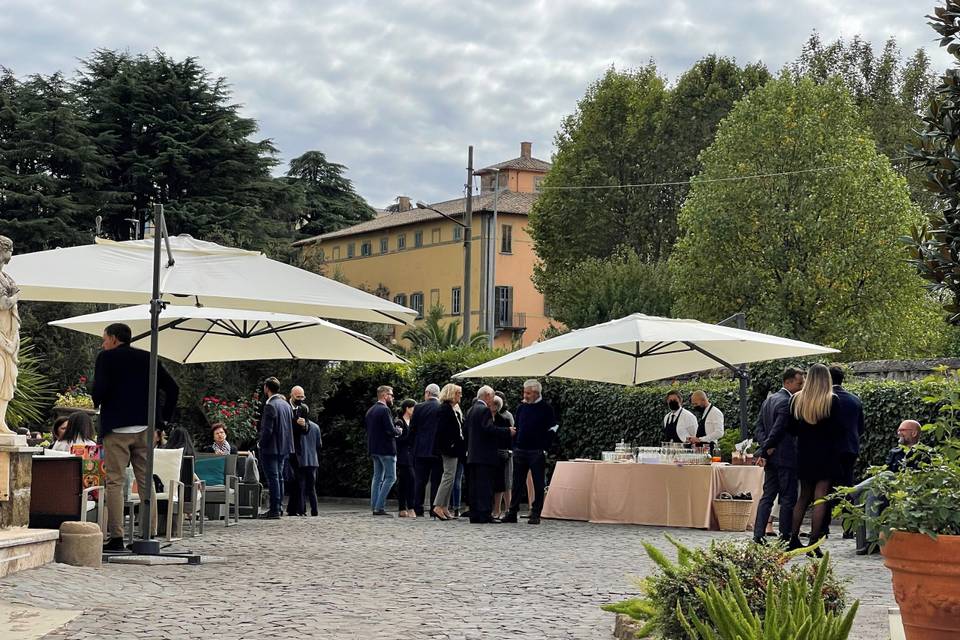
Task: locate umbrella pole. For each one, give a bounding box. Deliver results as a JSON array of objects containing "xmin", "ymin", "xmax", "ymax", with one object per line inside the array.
[{"xmin": 130, "ymin": 205, "xmax": 166, "ymax": 555}]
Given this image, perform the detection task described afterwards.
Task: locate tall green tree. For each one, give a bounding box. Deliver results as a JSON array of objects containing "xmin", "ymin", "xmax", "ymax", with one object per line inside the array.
[
  {"xmin": 531, "ymin": 59, "xmax": 769, "ymax": 318},
  {"xmin": 73, "ymin": 49, "xmax": 292, "ymax": 249},
  {"xmin": 670, "ymin": 77, "xmax": 942, "ymax": 360},
  {"xmin": 284, "ymin": 150, "xmax": 374, "ymax": 238},
  {"xmin": 0, "ymin": 71, "xmax": 109, "ymax": 252},
  {"xmin": 790, "ymin": 33, "xmax": 937, "ymax": 207}
]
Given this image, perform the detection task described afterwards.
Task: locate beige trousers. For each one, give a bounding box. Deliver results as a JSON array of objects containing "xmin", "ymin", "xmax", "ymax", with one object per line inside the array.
[{"xmin": 104, "ymin": 430, "xmax": 158, "ymax": 539}]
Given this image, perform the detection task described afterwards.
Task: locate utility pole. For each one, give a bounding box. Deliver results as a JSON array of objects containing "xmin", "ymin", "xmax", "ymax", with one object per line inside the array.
[{"xmin": 462, "ymin": 146, "xmax": 473, "ymax": 344}]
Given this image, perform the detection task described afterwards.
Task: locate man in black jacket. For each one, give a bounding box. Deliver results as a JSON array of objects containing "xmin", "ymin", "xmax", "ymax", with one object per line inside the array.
[
  {"xmin": 502, "ymin": 379, "xmax": 558, "ymax": 525},
  {"xmin": 465, "ymin": 385, "xmax": 515, "ymax": 523},
  {"xmin": 92, "ymin": 323, "xmax": 179, "ymax": 551},
  {"xmin": 753, "ymin": 366, "xmax": 804, "ymax": 545},
  {"xmin": 410, "ymin": 383, "xmax": 442, "ymax": 517},
  {"xmin": 825, "ymin": 366, "xmax": 865, "ymax": 537}
]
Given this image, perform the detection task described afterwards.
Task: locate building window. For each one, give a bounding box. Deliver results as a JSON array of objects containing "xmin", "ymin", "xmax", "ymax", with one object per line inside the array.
[
  {"xmin": 360, "ymin": 241, "xmax": 371, "ymax": 257},
  {"xmin": 501, "ymin": 224, "xmax": 513, "ymax": 253},
  {"xmin": 397, "ymin": 234, "xmax": 406, "ymax": 250},
  {"xmin": 332, "ymin": 247, "xmax": 341, "ymax": 260},
  {"xmin": 498, "ymin": 171, "xmax": 509, "ymax": 190},
  {"xmin": 393, "ymin": 293, "xmax": 407, "ymax": 307},
  {"xmin": 379, "ymin": 237, "xmax": 388, "ymax": 254},
  {"xmin": 431, "ymin": 227, "xmax": 441, "ymax": 244},
  {"xmin": 453, "ymin": 225, "xmax": 463, "ymax": 241},
  {"xmin": 451, "ymin": 287, "xmax": 461, "ymax": 315},
  {"xmin": 347, "ymin": 243, "xmax": 355, "ymax": 258},
  {"xmin": 410, "ymin": 292, "xmax": 424, "ymax": 319},
  {"xmin": 414, "ymin": 230, "xmax": 423, "ymax": 247},
  {"xmin": 534, "ymin": 176, "xmax": 545, "ymax": 192},
  {"xmin": 317, "ymin": 249, "xmax": 325, "ymax": 261},
  {"xmin": 495, "ymin": 286, "xmax": 513, "ymax": 327},
  {"xmin": 430, "ymin": 288, "xmax": 440, "ymax": 309}
]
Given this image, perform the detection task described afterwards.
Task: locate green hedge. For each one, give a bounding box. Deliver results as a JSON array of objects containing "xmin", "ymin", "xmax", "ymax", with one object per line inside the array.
[{"xmin": 314, "ymin": 348, "xmax": 952, "ymax": 496}]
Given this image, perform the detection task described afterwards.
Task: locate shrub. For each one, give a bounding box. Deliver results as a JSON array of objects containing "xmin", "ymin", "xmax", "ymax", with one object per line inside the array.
[{"xmin": 602, "ymin": 535, "xmax": 848, "ymax": 639}]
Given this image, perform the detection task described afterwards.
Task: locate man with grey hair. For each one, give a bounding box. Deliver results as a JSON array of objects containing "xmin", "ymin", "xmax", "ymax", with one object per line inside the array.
[
  {"xmin": 411, "ymin": 383, "xmax": 443, "ymax": 517},
  {"xmin": 503, "ymin": 379, "xmax": 558, "ymax": 525},
  {"xmin": 465, "ymin": 385, "xmax": 515, "ymax": 523}
]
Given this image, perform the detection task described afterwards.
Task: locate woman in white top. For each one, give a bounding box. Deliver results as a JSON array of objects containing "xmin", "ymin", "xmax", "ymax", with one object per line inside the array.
[{"xmin": 51, "ymin": 412, "xmax": 97, "ymax": 452}]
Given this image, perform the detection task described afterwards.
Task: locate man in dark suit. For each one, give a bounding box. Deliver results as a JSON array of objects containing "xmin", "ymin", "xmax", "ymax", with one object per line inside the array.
[
  {"xmin": 753, "ymin": 366, "xmax": 804, "ymax": 545},
  {"xmin": 410, "ymin": 383, "xmax": 442, "ymax": 517},
  {"xmin": 365, "ymin": 385, "xmax": 399, "ymax": 516},
  {"xmin": 465, "ymin": 385, "xmax": 516, "ymax": 524},
  {"xmin": 259, "ymin": 376, "xmax": 295, "ymax": 519},
  {"xmin": 92, "ymin": 322, "xmax": 179, "ymax": 551},
  {"xmin": 825, "ymin": 365, "xmax": 865, "ymax": 536}
]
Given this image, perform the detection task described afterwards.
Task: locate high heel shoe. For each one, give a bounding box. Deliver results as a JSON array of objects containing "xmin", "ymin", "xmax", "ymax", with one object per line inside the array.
[{"xmin": 431, "ymin": 508, "xmax": 450, "ymax": 521}]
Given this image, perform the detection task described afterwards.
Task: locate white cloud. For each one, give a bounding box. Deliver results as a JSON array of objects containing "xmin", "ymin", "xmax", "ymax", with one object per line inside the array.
[{"xmin": 0, "ymin": 0, "xmax": 951, "ymax": 207}]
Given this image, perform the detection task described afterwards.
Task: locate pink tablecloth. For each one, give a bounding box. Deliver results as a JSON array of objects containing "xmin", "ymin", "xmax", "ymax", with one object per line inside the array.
[{"xmin": 542, "ymin": 461, "xmax": 764, "ymax": 530}]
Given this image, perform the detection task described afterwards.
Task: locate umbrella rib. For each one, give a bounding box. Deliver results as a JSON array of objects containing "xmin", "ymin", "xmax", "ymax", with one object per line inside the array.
[
  {"xmin": 373, "ymin": 309, "xmax": 412, "ymax": 325},
  {"xmin": 340, "ymin": 328, "xmax": 409, "ymax": 361},
  {"xmin": 545, "ymin": 347, "xmax": 590, "ymax": 377},
  {"xmin": 267, "ymin": 321, "xmax": 297, "ymax": 359},
  {"xmin": 181, "ymin": 321, "xmax": 217, "ymax": 364},
  {"xmin": 681, "ymin": 341, "xmax": 740, "ymax": 373},
  {"xmin": 595, "ymin": 345, "xmax": 635, "ymax": 357},
  {"xmin": 131, "ymin": 318, "xmax": 188, "ymax": 343}
]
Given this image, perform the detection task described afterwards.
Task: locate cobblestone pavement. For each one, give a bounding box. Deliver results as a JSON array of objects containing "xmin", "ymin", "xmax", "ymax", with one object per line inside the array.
[{"xmin": 0, "ymin": 505, "xmax": 894, "ymax": 639}]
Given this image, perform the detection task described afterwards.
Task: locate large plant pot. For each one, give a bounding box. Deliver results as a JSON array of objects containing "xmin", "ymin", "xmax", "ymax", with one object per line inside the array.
[{"xmin": 882, "ymin": 530, "xmax": 960, "ymax": 639}]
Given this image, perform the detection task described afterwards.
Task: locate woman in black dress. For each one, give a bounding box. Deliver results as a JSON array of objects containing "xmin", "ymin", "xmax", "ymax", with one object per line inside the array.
[
  {"xmin": 788, "ymin": 363, "xmax": 842, "ymax": 553},
  {"xmin": 394, "ymin": 399, "xmax": 417, "ymax": 518}
]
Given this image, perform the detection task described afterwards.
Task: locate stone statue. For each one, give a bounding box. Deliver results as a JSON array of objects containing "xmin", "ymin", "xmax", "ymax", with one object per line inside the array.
[{"xmin": 0, "ymin": 236, "xmax": 20, "ymax": 435}]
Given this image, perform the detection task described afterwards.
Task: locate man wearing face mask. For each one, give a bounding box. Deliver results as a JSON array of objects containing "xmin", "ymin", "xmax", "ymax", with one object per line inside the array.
[
  {"xmin": 286, "ymin": 386, "xmax": 310, "ymax": 516},
  {"xmin": 685, "ymin": 390, "xmax": 724, "ymax": 449},
  {"xmin": 662, "ymin": 391, "xmax": 697, "ymax": 444}
]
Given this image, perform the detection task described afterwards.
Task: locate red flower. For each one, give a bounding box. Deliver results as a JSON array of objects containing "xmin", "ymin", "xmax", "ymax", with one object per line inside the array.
[
  {"xmin": 229, "ymin": 401, "xmax": 236, "ymax": 407},
  {"xmin": 79, "ymin": 375, "xmax": 88, "ymax": 384}
]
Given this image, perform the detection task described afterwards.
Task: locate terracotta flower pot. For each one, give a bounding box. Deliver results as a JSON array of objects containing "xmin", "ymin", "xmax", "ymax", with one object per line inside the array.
[{"xmin": 882, "ymin": 530, "xmax": 960, "ymax": 639}]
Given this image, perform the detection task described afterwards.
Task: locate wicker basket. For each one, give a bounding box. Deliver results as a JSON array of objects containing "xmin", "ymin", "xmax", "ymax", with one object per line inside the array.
[{"xmin": 713, "ymin": 499, "xmax": 753, "ymax": 531}]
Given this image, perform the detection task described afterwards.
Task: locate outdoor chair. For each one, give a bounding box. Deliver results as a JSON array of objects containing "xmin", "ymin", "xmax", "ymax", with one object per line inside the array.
[
  {"xmin": 123, "ymin": 448, "xmax": 185, "ymax": 543},
  {"xmin": 29, "ymin": 454, "xmax": 104, "ymax": 530},
  {"xmin": 195, "ymin": 453, "xmax": 240, "ymax": 526},
  {"xmin": 177, "ymin": 455, "xmax": 205, "ymax": 537}
]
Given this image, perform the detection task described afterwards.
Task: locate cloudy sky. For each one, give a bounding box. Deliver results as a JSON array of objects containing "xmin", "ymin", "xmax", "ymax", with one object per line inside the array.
[{"xmin": 0, "ymin": 1, "xmax": 951, "ymax": 207}]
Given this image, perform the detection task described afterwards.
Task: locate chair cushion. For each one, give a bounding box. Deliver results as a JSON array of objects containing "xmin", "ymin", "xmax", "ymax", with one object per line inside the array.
[{"xmin": 195, "ymin": 456, "xmax": 226, "ymax": 487}]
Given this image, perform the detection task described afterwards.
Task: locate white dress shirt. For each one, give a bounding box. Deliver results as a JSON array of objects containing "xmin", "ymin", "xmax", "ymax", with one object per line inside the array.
[
  {"xmin": 695, "ymin": 403, "xmax": 724, "ymax": 443},
  {"xmin": 664, "ymin": 408, "xmax": 699, "ymax": 441}
]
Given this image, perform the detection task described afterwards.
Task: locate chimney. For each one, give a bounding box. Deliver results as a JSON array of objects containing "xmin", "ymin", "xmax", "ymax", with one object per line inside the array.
[
  {"xmin": 520, "ymin": 141, "xmax": 532, "ymax": 159},
  {"xmin": 397, "ymin": 196, "xmax": 411, "ymax": 212}
]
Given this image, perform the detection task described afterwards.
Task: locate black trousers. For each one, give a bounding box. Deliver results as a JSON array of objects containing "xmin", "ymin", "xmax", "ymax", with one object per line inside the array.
[
  {"xmin": 396, "ymin": 463, "xmax": 416, "ymax": 511},
  {"xmin": 753, "ymin": 463, "xmax": 798, "ymax": 540},
  {"xmin": 299, "ymin": 466, "xmax": 318, "ymax": 516},
  {"xmin": 468, "ymin": 464, "xmax": 498, "ymax": 523},
  {"xmin": 413, "ymin": 456, "xmax": 443, "ymax": 516},
  {"xmin": 508, "ymin": 449, "xmax": 546, "ymax": 517},
  {"xmin": 287, "ymin": 460, "xmax": 304, "ymax": 516}
]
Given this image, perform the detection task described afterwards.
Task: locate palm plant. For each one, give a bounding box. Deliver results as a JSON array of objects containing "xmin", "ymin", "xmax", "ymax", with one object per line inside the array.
[
  {"xmin": 9, "ymin": 337, "xmax": 54, "ymax": 429},
  {"xmin": 403, "ymin": 305, "xmax": 489, "ymax": 352}
]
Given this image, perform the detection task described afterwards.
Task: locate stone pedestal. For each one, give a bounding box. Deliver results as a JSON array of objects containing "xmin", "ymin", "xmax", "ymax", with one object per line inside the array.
[{"xmin": 0, "ymin": 444, "xmax": 58, "ymax": 577}]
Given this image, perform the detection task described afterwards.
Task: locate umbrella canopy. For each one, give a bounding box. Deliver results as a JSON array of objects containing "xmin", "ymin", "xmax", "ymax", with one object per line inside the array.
[
  {"xmin": 455, "ymin": 313, "xmax": 838, "ymax": 385},
  {"xmin": 8, "ymin": 235, "xmax": 416, "ymax": 325},
  {"xmin": 49, "ymin": 304, "xmax": 406, "ymax": 365}
]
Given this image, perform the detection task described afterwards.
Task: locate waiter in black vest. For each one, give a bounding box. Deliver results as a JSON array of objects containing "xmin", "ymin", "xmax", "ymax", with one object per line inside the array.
[
  {"xmin": 662, "ymin": 390, "xmax": 697, "ymax": 443},
  {"xmin": 686, "ymin": 390, "xmax": 724, "ymax": 451}
]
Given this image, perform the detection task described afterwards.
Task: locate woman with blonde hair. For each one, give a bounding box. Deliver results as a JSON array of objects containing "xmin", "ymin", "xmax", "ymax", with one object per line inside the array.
[
  {"xmin": 432, "ymin": 383, "xmax": 465, "ymax": 520},
  {"xmin": 788, "ymin": 363, "xmax": 841, "ymax": 554}
]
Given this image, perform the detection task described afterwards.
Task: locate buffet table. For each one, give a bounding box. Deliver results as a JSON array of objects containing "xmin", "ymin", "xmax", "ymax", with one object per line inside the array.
[{"xmin": 542, "ymin": 461, "xmax": 764, "ymax": 530}]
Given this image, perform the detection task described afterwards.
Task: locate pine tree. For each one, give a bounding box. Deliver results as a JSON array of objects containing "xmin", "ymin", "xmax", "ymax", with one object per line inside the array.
[{"xmin": 285, "ymin": 150, "xmax": 375, "ymax": 238}]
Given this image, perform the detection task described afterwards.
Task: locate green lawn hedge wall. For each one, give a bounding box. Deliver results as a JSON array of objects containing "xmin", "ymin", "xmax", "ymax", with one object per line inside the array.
[{"xmin": 315, "ymin": 348, "xmax": 951, "ymax": 497}]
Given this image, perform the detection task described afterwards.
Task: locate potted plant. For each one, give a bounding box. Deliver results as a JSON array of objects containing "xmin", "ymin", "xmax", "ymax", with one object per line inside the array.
[
  {"xmin": 832, "ymin": 371, "xmax": 960, "ymax": 639},
  {"xmin": 52, "ymin": 375, "xmax": 97, "ymax": 420}
]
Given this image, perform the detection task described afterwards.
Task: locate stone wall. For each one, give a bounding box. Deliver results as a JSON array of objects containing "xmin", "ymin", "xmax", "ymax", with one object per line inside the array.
[
  {"xmin": 0, "ymin": 449, "xmax": 32, "ymax": 529},
  {"xmin": 847, "ymin": 357, "xmax": 960, "ymax": 382}
]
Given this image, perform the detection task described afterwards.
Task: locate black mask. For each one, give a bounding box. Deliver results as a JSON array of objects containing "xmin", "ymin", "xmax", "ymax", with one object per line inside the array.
[
  {"xmin": 292, "ymin": 399, "xmax": 303, "ymax": 406},
  {"xmin": 668, "ymin": 400, "xmax": 680, "ymax": 411}
]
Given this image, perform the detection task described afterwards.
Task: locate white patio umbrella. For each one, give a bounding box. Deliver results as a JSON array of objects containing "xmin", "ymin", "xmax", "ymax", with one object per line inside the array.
[
  {"xmin": 49, "ymin": 305, "xmax": 405, "ymax": 365},
  {"xmin": 8, "ymin": 234, "xmax": 416, "ymax": 324},
  {"xmin": 455, "ymin": 313, "xmax": 838, "ymax": 385}
]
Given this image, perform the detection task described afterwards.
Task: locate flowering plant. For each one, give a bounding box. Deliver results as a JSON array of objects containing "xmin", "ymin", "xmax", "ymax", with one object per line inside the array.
[
  {"xmin": 201, "ymin": 395, "xmax": 258, "ymax": 446},
  {"xmin": 54, "ymin": 376, "xmax": 94, "ymax": 409}
]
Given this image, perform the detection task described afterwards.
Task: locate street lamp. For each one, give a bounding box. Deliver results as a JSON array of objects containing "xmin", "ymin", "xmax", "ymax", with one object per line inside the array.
[{"xmin": 416, "ymin": 200, "xmax": 472, "ymax": 344}]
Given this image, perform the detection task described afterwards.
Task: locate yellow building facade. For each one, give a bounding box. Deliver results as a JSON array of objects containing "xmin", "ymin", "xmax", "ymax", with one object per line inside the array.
[{"xmin": 293, "ymin": 143, "xmax": 553, "ymax": 348}]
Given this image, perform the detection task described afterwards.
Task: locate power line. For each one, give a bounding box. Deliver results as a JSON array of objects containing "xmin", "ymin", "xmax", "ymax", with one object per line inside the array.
[{"xmin": 538, "ymin": 155, "xmax": 912, "ymax": 191}]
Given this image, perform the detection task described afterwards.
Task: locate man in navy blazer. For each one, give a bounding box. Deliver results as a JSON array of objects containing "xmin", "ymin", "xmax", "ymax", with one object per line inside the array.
[
  {"xmin": 366, "ymin": 385, "xmax": 400, "ymax": 516},
  {"xmin": 259, "ymin": 376, "xmax": 295, "ymax": 518},
  {"xmin": 825, "ymin": 365, "xmax": 865, "ymax": 536},
  {"xmin": 410, "ymin": 383, "xmax": 442, "ymax": 517},
  {"xmin": 753, "ymin": 367, "xmax": 805, "ymax": 545}
]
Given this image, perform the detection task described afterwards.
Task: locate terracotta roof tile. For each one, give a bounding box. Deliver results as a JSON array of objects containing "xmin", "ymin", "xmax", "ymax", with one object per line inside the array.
[{"xmin": 476, "ymin": 155, "xmax": 552, "ymax": 173}]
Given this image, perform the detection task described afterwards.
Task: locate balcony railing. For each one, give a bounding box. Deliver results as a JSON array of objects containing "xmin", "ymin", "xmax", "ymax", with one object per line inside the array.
[{"xmin": 495, "ymin": 312, "xmax": 526, "ymax": 330}]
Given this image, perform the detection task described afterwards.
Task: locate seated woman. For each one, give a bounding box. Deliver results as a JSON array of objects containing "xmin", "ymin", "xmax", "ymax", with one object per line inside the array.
[
  {"xmin": 48, "ymin": 416, "xmax": 70, "ymax": 449},
  {"xmin": 51, "ymin": 412, "xmax": 97, "ymax": 452},
  {"xmin": 205, "ymin": 423, "xmax": 238, "ymax": 455},
  {"xmin": 164, "ymin": 426, "xmax": 197, "ymax": 458}
]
